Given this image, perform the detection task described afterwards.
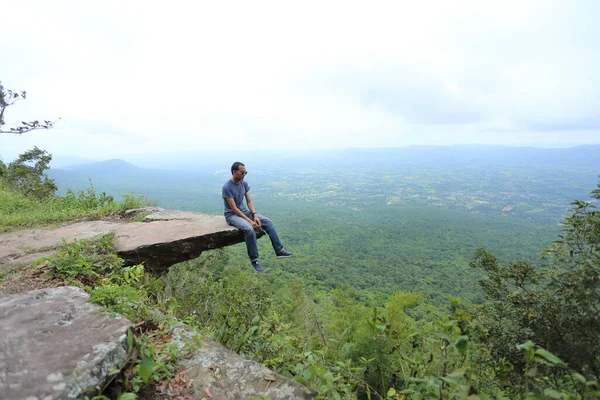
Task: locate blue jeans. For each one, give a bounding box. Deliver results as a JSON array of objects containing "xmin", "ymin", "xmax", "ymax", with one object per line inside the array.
[{"xmin": 225, "ymin": 212, "xmax": 284, "ymax": 262}]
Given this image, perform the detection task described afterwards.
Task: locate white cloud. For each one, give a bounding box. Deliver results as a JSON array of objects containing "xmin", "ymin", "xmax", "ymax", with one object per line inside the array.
[{"xmin": 1, "ymin": 0, "xmax": 599, "ymax": 162}]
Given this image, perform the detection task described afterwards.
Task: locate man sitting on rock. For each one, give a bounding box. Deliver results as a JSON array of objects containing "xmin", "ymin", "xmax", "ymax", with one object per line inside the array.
[{"xmin": 222, "ymin": 161, "xmax": 293, "ymax": 272}]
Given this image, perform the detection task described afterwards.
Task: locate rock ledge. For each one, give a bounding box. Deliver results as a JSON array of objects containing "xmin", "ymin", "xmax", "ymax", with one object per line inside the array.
[{"xmin": 0, "ymin": 209, "xmax": 263, "ymax": 272}]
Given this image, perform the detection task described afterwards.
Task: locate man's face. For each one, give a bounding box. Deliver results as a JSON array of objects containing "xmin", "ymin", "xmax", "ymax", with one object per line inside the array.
[{"xmin": 235, "ymin": 166, "xmax": 247, "ymax": 179}]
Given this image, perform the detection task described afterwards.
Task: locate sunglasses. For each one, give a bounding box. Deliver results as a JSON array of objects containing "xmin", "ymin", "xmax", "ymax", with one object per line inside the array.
[{"xmin": 238, "ymin": 170, "xmax": 247, "ymax": 175}]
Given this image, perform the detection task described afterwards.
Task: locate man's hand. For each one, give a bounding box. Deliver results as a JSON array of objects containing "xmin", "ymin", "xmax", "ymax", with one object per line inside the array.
[{"xmin": 253, "ymin": 214, "xmax": 262, "ymax": 227}]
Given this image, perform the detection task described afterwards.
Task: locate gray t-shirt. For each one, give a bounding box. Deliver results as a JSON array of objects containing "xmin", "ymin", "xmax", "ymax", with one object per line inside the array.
[{"xmin": 222, "ymin": 179, "xmax": 250, "ymax": 216}]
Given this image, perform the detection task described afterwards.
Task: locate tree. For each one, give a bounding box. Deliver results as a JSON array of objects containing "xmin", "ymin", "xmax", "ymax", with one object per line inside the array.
[
  {"xmin": 4, "ymin": 146, "xmax": 57, "ymax": 198},
  {"xmin": 471, "ymin": 178, "xmax": 600, "ymax": 378},
  {"xmin": 0, "ymin": 81, "xmax": 55, "ymax": 134}
]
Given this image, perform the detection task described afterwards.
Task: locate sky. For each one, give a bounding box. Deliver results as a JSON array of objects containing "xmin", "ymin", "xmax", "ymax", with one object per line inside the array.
[{"xmin": 1, "ymin": 0, "xmax": 599, "ymax": 163}]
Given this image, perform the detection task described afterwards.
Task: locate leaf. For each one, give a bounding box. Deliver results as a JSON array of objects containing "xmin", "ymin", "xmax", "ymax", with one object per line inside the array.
[
  {"xmin": 117, "ymin": 393, "xmax": 138, "ymax": 400},
  {"xmin": 535, "ymin": 349, "xmax": 565, "ymax": 365},
  {"xmin": 127, "ymin": 329, "xmax": 134, "ymax": 354},
  {"xmin": 572, "ymin": 372, "xmax": 587, "ymax": 384},
  {"xmin": 137, "ymin": 356, "xmax": 154, "ymax": 384},
  {"xmin": 517, "ymin": 341, "xmax": 535, "ymax": 360},
  {"xmin": 454, "ymin": 335, "xmax": 469, "ymax": 355},
  {"xmin": 543, "ymin": 388, "xmax": 563, "ymax": 399},
  {"xmin": 441, "ymin": 375, "xmax": 461, "ymax": 385},
  {"xmin": 525, "ymin": 367, "xmax": 538, "ymax": 377},
  {"xmin": 516, "ymin": 341, "xmax": 534, "ymax": 351},
  {"xmin": 387, "ymin": 387, "xmax": 397, "ymax": 397},
  {"xmin": 447, "ymin": 367, "xmax": 467, "ymax": 378}
]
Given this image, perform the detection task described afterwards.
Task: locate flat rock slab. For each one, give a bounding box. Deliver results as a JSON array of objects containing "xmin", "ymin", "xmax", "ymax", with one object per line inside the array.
[
  {"xmin": 172, "ymin": 326, "xmax": 316, "ymax": 399},
  {"xmin": 0, "ymin": 209, "xmax": 259, "ymax": 272},
  {"xmin": 0, "ymin": 286, "xmax": 132, "ymax": 400}
]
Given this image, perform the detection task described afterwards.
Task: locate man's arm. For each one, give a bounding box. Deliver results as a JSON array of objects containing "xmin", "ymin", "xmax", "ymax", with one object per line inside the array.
[
  {"xmin": 245, "ymin": 192, "xmax": 262, "ymax": 226},
  {"xmin": 225, "ymin": 197, "xmax": 257, "ymax": 226}
]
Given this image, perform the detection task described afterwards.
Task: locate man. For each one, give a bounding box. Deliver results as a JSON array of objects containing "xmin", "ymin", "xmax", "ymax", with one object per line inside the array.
[{"xmin": 222, "ymin": 161, "xmax": 293, "ymax": 272}]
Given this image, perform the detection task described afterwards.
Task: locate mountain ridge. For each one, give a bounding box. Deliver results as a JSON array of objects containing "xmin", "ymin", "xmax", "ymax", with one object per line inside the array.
[{"xmin": 53, "ymin": 144, "xmax": 600, "ymax": 172}]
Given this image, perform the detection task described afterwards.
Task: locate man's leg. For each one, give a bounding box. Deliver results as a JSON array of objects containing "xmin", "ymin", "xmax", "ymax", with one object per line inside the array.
[
  {"xmin": 226, "ymin": 214, "xmax": 259, "ymax": 262},
  {"xmin": 255, "ymin": 214, "xmax": 286, "ymax": 254}
]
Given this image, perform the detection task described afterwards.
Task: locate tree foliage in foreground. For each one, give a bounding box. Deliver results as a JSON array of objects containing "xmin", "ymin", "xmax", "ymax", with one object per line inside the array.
[
  {"xmin": 472, "ymin": 178, "xmax": 600, "ymax": 379},
  {"xmin": 2, "ymin": 146, "xmax": 57, "ymax": 199}
]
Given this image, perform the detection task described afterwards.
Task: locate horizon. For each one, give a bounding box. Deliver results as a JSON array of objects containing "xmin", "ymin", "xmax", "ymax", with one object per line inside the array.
[{"xmin": 22, "ymin": 143, "xmax": 599, "ymax": 170}]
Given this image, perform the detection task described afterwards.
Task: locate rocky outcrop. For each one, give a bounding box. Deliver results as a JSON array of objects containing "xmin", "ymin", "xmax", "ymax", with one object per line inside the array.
[
  {"xmin": 0, "ymin": 287, "xmax": 314, "ymax": 400},
  {"xmin": 0, "ymin": 208, "xmax": 264, "ymax": 273},
  {"xmin": 171, "ymin": 325, "xmax": 315, "ymax": 399},
  {"xmin": 0, "ymin": 209, "xmax": 314, "ymax": 399},
  {"xmin": 0, "ymin": 286, "xmax": 132, "ymax": 399}
]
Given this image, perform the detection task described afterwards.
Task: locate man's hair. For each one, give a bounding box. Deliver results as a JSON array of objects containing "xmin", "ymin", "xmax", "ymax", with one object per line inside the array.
[{"xmin": 231, "ymin": 161, "xmax": 245, "ymax": 174}]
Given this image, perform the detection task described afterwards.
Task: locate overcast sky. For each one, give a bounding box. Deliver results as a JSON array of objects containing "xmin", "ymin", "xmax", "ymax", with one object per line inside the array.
[{"xmin": 1, "ymin": 0, "xmax": 599, "ymax": 162}]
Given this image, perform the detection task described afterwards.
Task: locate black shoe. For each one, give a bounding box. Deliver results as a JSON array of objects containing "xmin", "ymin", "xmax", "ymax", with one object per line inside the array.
[
  {"xmin": 251, "ymin": 260, "xmax": 264, "ymax": 272},
  {"xmin": 276, "ymin": 249, "xmax": 294, "ymax": 259}
]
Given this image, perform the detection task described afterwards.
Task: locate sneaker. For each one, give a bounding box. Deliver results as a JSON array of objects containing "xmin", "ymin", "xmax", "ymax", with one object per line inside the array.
[
  {"xmin": 276, "ymin": 249, "xmax": 294, "ymax": 259},
  {"xmin": 251, "ymin": 260, "xmax": 264, "ymax": 272}
]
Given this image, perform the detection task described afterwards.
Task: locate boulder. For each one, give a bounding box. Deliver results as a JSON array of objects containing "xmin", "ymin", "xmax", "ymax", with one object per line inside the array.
[
  {"xmin": 0, "ymin": 286, "xmax": 132, "ymax": 400},
  {"xmin": 170, "ymin": 325, "xmax": 316, "ymax": 399}
]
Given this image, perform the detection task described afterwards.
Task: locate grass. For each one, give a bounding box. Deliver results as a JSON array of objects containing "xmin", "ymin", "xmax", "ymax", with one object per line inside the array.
[
  {"xmin": 0, "ymin": 180, "xmax": 154, "ymax": 232},
  {"xmin": 0, "ymin": 262, "xmax": 31, "ymax": 286}
]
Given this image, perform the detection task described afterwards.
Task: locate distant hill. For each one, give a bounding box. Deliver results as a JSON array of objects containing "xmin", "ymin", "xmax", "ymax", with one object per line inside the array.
[
  {"xmin": 48, "ymin": 159, "xmax": 152, "ymax": 195},
  {"xmin": 120, "ymin": 145, "xmax": 600, "ymax": 170},
  {"xmin": 61, "ymin": 159, "xmax": 142, "ymax": 172},
  {"xmin": 47, "ymin": 158, "xmax": 220, "ymax": 202},
  {"xmin": 311, "ymin": 145, "xmax": 600, "ymax": 168}
]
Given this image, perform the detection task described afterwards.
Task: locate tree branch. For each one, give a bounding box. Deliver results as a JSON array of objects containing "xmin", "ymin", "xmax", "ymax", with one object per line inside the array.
[{"xmin": 0, "ymin": 81, "xmax": 57, "ymax": 134}]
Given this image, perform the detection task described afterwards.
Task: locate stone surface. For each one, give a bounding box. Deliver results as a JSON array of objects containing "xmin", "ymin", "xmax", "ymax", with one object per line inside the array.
[
  {"xmin": 122, "ymin": 206, "xmax": 164, "ymax": 217},
  {"xmin": 0, "ymin": 210, "xmax": 263, "ymax": 272},
  {"xmin": 0, "ymin": 286, "xmax": 132, "ymax": 400},
  {"xmin": 171, "ymin": 325, "xmax": 316, "ymax": 400}
]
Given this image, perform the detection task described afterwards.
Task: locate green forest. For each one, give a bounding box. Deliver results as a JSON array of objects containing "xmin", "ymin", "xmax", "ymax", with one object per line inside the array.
[{"xmin": 2, "ymin": 145, "xmax": 600, "ymax": 399}]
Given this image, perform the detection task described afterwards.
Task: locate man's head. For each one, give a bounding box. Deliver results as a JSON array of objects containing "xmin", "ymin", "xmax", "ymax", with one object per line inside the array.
[{"xmin": 231, "ymin": 161, "xmax": 247, "ymax": 180}]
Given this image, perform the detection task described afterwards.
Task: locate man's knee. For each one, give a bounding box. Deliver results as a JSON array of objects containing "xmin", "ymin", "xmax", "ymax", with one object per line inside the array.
[
  {"xmin": 241, "ymin": 225, "xmax": 255, "ymax": 234},
  {"xmin": 227, "ymin": 217, "xmax": 254, "ymax": 233},
  {"xmin": 260, "ymin": 216, "xmax": 273, "ymax": 226}
]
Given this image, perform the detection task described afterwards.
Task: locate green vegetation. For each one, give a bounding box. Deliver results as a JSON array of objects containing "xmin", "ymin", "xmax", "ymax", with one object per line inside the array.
[
  {"xmin": 2, "ymin": 146, "xmax": 57, "ymax": 198},
  {"xmin": 0, "ymin": 148, "xmax": 152, "ymax": 231},
  {"xmin": 162, "ymin": 179, "xmax": 600, "ymax": 398},
  {"xmin": 47, "ymin": 150, "xmax": 599, "ymax": 306},
  {"xmin": 469, "ymin": 187, "xmax": 600, "ymax": 377},
  {"xmin": 219, "ymin": 201, "xmax": 557, "ymax": 306},
  {"xmin": 14, "ymin": 216, "xmax": 600, "ymax": 398},
  {"xmin": 2, "ymin": 145, "xmax": 599, "ymax": 398},
  {"xmin": 36, "ymin": 233, "xmax": 200, "ymax": 399}
]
